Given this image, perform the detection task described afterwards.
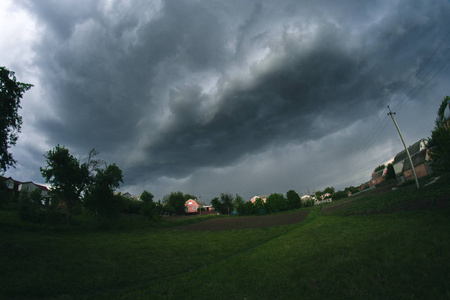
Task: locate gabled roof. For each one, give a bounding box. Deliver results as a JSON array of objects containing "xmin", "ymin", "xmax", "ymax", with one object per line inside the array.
[
  {"xmin": 393, "ymin": 139, "xmax": 427, "ymax": 164},
  {"xmin": 20, "ymin": 181, "xmax": 49, "ymax": 191},
  {"xmin": 401, "ymin": 149, "xmax": 428, "ymax": 172},
  {"xmin": 2, "ymin": 176, "xmax": 23, "ymax": 184},
  {"xmin": 185, "ymin": 199, "xmax": 198, "ymax": 205},
  {"xmin": 372, "ymin": 169, "xmax": 384, "ymax": 180},
  {"xmin": 196, "ymin": 200, "xmax": 207, "ymax": 206}
]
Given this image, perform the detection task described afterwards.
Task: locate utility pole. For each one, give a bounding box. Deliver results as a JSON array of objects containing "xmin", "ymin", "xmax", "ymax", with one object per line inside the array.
[{"xmin": 387, "ymin": 106, "xmax": 419, "ymax": 189}]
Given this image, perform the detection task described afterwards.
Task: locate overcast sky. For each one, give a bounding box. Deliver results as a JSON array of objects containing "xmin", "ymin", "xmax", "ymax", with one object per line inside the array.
[{"xmin": 1, "ymin": 0, "xmax": 449, "ymax": 203}]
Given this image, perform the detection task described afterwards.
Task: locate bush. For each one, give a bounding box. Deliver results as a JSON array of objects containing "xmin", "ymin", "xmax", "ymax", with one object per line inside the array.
[
  {"xmin": 333, "ymin": 191, "xmax": 348, "ymax": 200},
  {"xmin": 18, "ymin": 190, "xmax": 44, "ymax": 223},
  {"xmin": 141, "ymin": 201, "xmax": 160, "ymax": 221},
  {"xmin": 120, "ymin": 197, "xmax": 142, "ymax": 214},
  {"xmin": 44, "ymin": 208, "xmax": 66, "ymax": 225},
  {"xmin": 303, "ymin": 199, "xmax": 314, "ymax": 207}
]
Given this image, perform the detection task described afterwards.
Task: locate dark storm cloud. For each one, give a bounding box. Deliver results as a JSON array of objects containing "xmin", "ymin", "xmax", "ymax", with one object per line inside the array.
[
  {"xmin": 15, "ymin": 0, "xmax": 450, "ymax": 190},
  {"xmin": 24, "ymin": 0, "xmax": 232, "ymax": 150}
]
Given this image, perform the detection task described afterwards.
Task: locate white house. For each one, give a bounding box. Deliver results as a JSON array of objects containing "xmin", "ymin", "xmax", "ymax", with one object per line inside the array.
[{"xmin": 18, "ymin": 181, "xmax": 50, "ymax": 199}]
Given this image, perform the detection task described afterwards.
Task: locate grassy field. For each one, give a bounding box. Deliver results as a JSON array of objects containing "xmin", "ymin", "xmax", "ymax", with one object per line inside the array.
[{"xmin": 1, "ymin": 174, "xmax": 449, "ymax": 299}]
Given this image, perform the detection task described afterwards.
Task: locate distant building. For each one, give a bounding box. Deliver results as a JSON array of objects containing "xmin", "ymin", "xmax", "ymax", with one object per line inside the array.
[
  {"xmin": 370, "ymin": 168, "xmax": 385, "ymax": 187},
  {"xmin": 185, "ymin": 199, "xmax": 199, "ymax": 214},
  {"xmin": 392, "ymin": 138, "xmax": 429, "ymax": 185},
  {"xmin": 250, "ymin": 196, "xmax": 267, "ymax": 203},
  {"xmin": 300, "ymin": 195, "xmax": 314, "ymax": 204},
  {"xmin": 401, "ymin": 149, "xmax": 432, "ymax": 182},
  {"xmin": 115, "ymin": 192, "xmax": 140, "ymax": 201},
  {"xmin": 4, "ymin": 177, "xmax": 22, "ymax": 193},
  {"xmin": 2, "ymin": 177, "xmax": 50, "ymax": 205}
]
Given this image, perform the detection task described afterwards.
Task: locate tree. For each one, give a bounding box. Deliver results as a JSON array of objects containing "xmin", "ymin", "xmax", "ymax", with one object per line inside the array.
[
  {"xmin": 344, "ymin": 186, "xmax": 359, "ymax": 195},
  {"xmin": 323, "ymin": 187, "xmax": 335, "ymax": 195},
  {"xmin": 220, "ymin": 193, "xmax": 234, "ymax": 214},
  {"xmin": 210, "ymin": 197, "xmax": 222, "ymax": 213},
  {"xmin": 141, "ymin": 190, "xmax": 154, "ymax": 204},
  {"xmin": 0, "ymin": 66, "xmax": 33, "ymax": 172},
  {"xmin": 429, "ymin": 96, "xmax": 450, "ymax": 172},
  {"xmin": 233, "ymin": 194, "xmax": 245, "ymax": 214},
  {"xmin": 184, "ymin": 194, "xmax": 196, "ymax": 201},
  {"xmin": 253, "ymin": 197, "xmax": 265, "ymax": 214},
  {"xmin": 265, "ymin": 193, "xmax": 287, "ymax": 213},
  {"xmin": 429, "ymin": 125, "xmax": 450, "ymax": 172},
  {"xmin": 286, "ymin": 190, "xmax": 301, "ymax": 210},
  {"xmin": 40, "ymin": 145, "xmax": 89, "ymax": 225},
  {"xmin": 211, "ymin": 194, "xmax": 234, "ymax": 214},
  {"xmin": 84, "ymin": 164, "xmax": 123, "ymax": 220},
  {"xmin": 163, "ymin": 191, "xmax": 186, "ymax": 215},
  {"xmin": 434, "ymin": 95, "xmax": 450, "ymax": 128},
  {"xmin": 140, "ymin": 190, "xmax": 159, "ymax": 220},
  {"xmin": 332, "ymin": 190, "xmax": 348, "ymax": 200},
  {"xmin": 374, "ymin": 164, "xmax": 386, "ymax": 172},
  {"xmin": 242, "ymin": 200, "xmax": 256, "ymax": 215},
  {"xmin": 384, "ymin": 163, "xmax": 395, "ymax": 180}
]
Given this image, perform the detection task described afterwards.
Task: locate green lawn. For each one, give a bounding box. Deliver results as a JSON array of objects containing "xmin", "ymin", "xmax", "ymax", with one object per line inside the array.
[{"xmin": 1, "ymin": 174, "xmax": 449, "ymax": 299}]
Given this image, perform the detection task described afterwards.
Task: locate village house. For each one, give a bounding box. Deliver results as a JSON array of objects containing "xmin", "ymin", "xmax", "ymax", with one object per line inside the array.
[
  {"xmin": 360, "ymin": 181, "xmax": 371, "ymax": 191},
  {"xmin": 314, "ymin": 198, "xmax": 332, "ymax": 205},
  {"xmin": 4, "ymin": 177, "xmax": 22, "ymax": 194},
  {"xmin": 18, "ymin": 181, "xmax": 50, "ymax": 198},
  {"xmin": 401, "ymin": 149, "xmax": 433, "ymax": 182},
  {"xmin": 250, "ymin": 196, "xmax": 267, "ymax": 203},
  {"xmin": 370, "ymin": 168, "xmax": 386, "ymax": 187},
  {"xmin": 2, "ymin": 177, "xmax": 51, "ymax": 205},
  {"xmin": 184, "ymin": 199, "xmax": 200, "ymax": 214},
  {"xmin": 392, "ymin": 138, "xmax": 429, "ymax": 184},
  {"xmin": 184, "ymin": 199, "xmax": 212, "ymax": 214},
  {"xmin": 300, "ymin": 195, "xmax": 314, "ymax": 205}
]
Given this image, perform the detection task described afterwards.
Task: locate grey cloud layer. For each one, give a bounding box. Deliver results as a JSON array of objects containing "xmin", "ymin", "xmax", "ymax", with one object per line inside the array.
[{"xmin": 16, "ymin": 0, "xmax": 450, "ymax": 189}]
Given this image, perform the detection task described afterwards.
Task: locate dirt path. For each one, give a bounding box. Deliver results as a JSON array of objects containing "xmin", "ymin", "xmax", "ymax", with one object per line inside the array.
[{"xmin": 171, "ymin": 210, "xmax": 310, "ymax": 231}]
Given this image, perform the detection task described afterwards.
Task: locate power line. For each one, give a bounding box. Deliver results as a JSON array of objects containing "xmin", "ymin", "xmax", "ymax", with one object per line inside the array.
[
  {"xmin": 390, "ymin": 31, "xmax": 450, "ymax": 112},
  {"xmin": 395, "ymin": 52, "xmax": 450, "ymax": 112},
  {"xmin": 342, "ymin": 31, "xmax": 450, "ymax": 182},
  {"xmin": 340, "ymin": 110, "xmax": 390, "ymax": 176},
  {"xmin": 387, "ymin": 106, "xmax": 419, "ymax": 188}
]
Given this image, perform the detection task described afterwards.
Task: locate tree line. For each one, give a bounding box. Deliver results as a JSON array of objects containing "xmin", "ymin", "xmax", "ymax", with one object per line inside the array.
[
  {"xmin": 210, "ymin": 185, "xmax": 361, "ymax": 216},
  {"xmin": 3, "ymin": 145, "xmax": 161, "ymax": 225}
]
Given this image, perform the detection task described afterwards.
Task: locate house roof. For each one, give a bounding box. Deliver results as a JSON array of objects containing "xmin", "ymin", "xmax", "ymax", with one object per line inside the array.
[
  {"xmin": 20, "ymin": 181, "xmax": 50, "ymax": 191},
  {"xmin": 185, "ymin": 199, "xmax": 200, "ymax": 206},
  {"xmin": 372, "ymin": 169, "xmax": 384, "ymax": 179},
  {"xmin": 2, "ymin": 176, "xmax": 23, "ymax": 184},
  {"xmin": 196, "ymin": 200, "xmax": 207, "ymax": 206},
  {"xmin": 401, "ymin": 149, "xmax": 428, "ymax": 172},
  {"xmin": 393, "ymin": 138, "xmax": 427, "ymax": 164}
]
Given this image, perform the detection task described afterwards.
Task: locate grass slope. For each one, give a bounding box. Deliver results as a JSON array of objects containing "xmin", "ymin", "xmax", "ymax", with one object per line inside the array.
[{"xmin": 1, "ymin": 174, "xmax": 449, "ymax": 299}]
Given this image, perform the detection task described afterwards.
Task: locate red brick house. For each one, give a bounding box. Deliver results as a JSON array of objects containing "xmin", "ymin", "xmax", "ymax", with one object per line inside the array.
[
  {"xmin": 401, "ymin": 149, "xmax": 432, "ymax": 182},
  {"xmin": 392, "ymin": 138, "xmax": 429, "ymax": 184}
]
